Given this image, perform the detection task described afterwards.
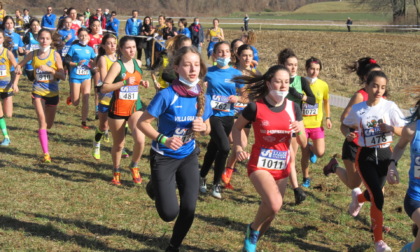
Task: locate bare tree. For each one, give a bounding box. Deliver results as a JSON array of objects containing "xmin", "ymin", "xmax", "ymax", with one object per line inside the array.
[
  {"xmin": 357, "ymin": 0, "xmax": 406, "ymax": 23},
  {"xmin": 414, "ymin": 0, "xmax": 420, "ymax": 25}
]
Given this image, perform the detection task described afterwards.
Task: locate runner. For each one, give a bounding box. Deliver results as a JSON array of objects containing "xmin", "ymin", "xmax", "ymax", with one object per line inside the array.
[
  {"xmin": 65, "ymin": 27, "xmax": 96, "ymax": 129},
  {"xmin": 323, "ymin": 58, "xmax": 382, "ymax": 194},
  {"xmin": 138, "ymin": 46, "xmax": 211, "ymax": 252},
  {"xmin": 0, "ymin": 31, "xmax": 19, "ymax": 146},
  {"xmin": 15, "ymin": 28, "xmax": 65, "ymax": 162},
  {"xmin": 199, "ymin": 41, "xmax": 245, "ymax": 199},
  {"xmin": 22, "ymin": 18, "xmax": 41, "ymax": 80},
  {"xmin": 92, "ymin": 33, "xmax": 116, "ymax": 160},
  {"xmin": 241, "ymin": 30, "xmax": 259, "ymax": 67},
  {"xmin": 277, "ymin": 48, "xmax": 314, "ymax": 203},
  {"xmin": 87, "ymin": 19, "xmax": 103, "ymax": 119},
  {"xmin": 231, "ymin": 65, "xmax": 305, "ymax": 252},
  {"xmin": 67, "ymin": 8, "xmax": 81, "ymax": 33},
  {"xmin": 205, "ymin": 18, "xmax": 224, "ymax": 59},
  {"xmin": 3, "ymin": 16, "xmax": 25, "ymax": 62},
  {"xmin": 57, "ymin": 16, "xmax": 76, "ymax": 71},
  {"xmin": 387, "ymin": 97, "xmax": 420, "ymax": 252},
  {"xmin": 300, "ymin": 57, "xmax": 332, "ymax": 187},
  {"xmin": 101, "ymin": 36, "xmax": 149, "ymax": 186},
  {"xmin": 342, "ymin": 71, "xmax": 405, "ymax": 252},
  {"xmin": 178, "ymin": 18, "xmax": 191, "ymax": 38},
  {"xmin": 230, "ymin": 39, "xmax": 243, "ymax": 67}
]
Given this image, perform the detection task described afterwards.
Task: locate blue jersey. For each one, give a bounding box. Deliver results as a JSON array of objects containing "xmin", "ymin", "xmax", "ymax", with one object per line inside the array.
[
  {"xmin": 67, "ymin": 43, "xmax": 96, "ymax": 80},
  {"xmin": 58, "ymin": 29, "xmax": 76, "ymax": 57},
  {"xmin": 250, "ymin": 45, "xmax": 259, "ymax": 62},
  {"xmin": 24, "ymin": 32, "xmax": 40, "ymax": 71},
  {"xmin": 178, "ymin": 27, "xmax": 191, "ymax": 38},
  {"xmin": 5, "ymin": 32, "xmax": 24, "ymax": 65},
  {"xmin": 205, "ymin": 66, "xmax": 244, "ymax": 117},
  {"xmin": 407, "ymin": 120, "xmax": 420, "ymax": 201},
  {"xmin": 147, "ymin": 86, "xmax": 212, "ymax": 159}
]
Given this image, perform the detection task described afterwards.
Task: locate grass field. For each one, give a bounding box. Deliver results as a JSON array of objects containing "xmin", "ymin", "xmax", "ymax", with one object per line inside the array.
[{"xmin": 0, "ymin": 28, "xmax": 419, "ymax": 251}]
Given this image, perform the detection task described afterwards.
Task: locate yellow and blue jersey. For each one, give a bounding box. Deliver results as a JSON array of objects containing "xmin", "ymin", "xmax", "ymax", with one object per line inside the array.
[
  {"xmin": 99, "ymin": 55, "xmax": 115, "ymax": 106},
  {"xmin": 0, "ymin": 48, "xmax": 12, "ymax": 93},
  {"xmin": 32, "ymin": 49, "xmax": 59, "ymax": 97}
]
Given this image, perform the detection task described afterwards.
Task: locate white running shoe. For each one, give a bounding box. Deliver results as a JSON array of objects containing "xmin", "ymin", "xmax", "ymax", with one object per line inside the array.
[
  {"xmin": 348, "ymin": 187, "xmax": 364, "ymax": 217},
  {"xmin": 199, "ymin": 177, "xmax": 207, "ymax": 194},
  {"xmin": 212, "ymin": 184, "xmax": 222, "ymax": 199},
  {"xmin": 375, "ymin": 240, "xmax": 392, "ymax": 252}
]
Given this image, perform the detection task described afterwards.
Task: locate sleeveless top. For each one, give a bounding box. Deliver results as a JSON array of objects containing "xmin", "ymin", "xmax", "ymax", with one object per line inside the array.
[
  {"xmin": 248, "ymin": 99, "xmax": 295, "ymax": 178},
  {"xmin": 99, "ymin": 55, "xmax": 116, "ymax": 106},
  {"xmin": 0, "ymin": 48, "xmax": 12, "ymax": 92},
  {"xmin": 209, "ymin": 27, "xmax": 221, "ymax": 42},
  {"xmin": 109, "ymin": 59, "xmax": 143, "ymax": 117},
  {"xmin": 32, "ymin": 49, "xmax": 59, "ymax": 97},
  {"xmin": 407, "ymin": 120, "xmax": 420, "ymax": 201}
]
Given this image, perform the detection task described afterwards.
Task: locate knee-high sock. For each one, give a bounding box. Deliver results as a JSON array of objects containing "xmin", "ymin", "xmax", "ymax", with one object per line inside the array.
[
  {"xmin": 0, "ymin": 117, "xmax": 9, "ymax": 138},
  {"xmin": 38, "ymin": 129, "xmax": 49, "ymax": 154},
  {"xmin": 94, "ymin": 127, "xmax": 104, "ymax": 143}
]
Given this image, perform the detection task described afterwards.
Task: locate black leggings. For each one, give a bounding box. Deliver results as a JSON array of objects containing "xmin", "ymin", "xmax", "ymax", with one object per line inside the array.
[
  {"xmin": 150, "ymin": 147, "xmax": 200, "ymax": 248},
  {"xmin": 200, "ymin": 116, "xmax": 234, "ymax": 185}
]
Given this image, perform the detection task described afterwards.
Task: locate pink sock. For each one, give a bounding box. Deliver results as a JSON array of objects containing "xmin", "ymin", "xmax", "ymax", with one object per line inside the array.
[{"xmin": 38, "ymin": 129, "xmax": 49, "ymax": 154}]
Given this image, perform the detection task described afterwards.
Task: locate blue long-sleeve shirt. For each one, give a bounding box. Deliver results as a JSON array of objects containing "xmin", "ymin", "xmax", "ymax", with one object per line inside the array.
[
  {"xmin": 125, "ymin": 18, "xmax": 142, "ymax": 35},
  {"xmin": 41, "ymin": 13, "xmax": 56, "ymax": 29},
  {"xmin": 106, "ymin": 18, "xmax": 120, "ymax": 37}
]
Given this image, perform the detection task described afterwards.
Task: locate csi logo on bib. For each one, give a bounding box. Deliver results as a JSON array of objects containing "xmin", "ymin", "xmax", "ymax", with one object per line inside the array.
[
  {"xmin": 364, "ymin": 126, "xmax": 392, "ymax": 147},
  {"xmin": 211, "ymin": 95, "xmax": 231, "ymax": 112},
  {"xmin": 76, "ymin": 65, "xmax": 89, "ymax": 75},
  {"xmin": 257, "ymin": 148, "xmax": 287, "ymax": 170},
  {"xmin": 173, "ymin": 128, "xmax": 194, "ymax": 144},
  {"xmin": 119, "ymin": 85, "xmax": 138, "ymax": 100},
  {"xmin": 302, "ymin": 103, "xmax": 318, "ymax": 116},
  {"xmin": 35, "ymin": 68, "xmax": 53, "ymax": 82},
  {"xmin": 414, "ymin": 155, "xmax": 420, "ymax": 179}
]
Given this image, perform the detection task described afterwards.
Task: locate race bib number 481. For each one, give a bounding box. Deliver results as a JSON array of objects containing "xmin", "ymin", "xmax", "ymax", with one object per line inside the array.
[
  {"xmin": 257, "ymin": 148, "xmax": 288, "ymax": 170},
  {"xmin": 119, "ymin": 85, "xmax": 138, "ymax": 100}
]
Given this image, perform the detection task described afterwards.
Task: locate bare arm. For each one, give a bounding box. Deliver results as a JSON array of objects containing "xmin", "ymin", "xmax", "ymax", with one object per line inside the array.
[
  {"xmin": 101, "ymin": 62, "xmax": 125, "ymax": 93},
  {"xmin": 232, "ymin": 115, "xmax": 251, "ymax": 161},
  {"xmin": 340, "ymin": 92, "xmax": 364, "ymax": 122}
]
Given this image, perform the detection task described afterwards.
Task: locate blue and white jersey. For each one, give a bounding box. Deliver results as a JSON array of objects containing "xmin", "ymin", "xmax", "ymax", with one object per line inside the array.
[
  {"xmin": 147, "ymin": 86, "xmax": 212, "ymax": 159},
  {"xmin": 205, "ymin": 65, "xmax": 244, "ymax": 117},
  {"xmin": 67, "ymin": 43, "xmax": 96, "ymax": 80},
  {"xmin": 25, "ymin": 32, "xmax": 40, "ymax": 71},
  {"xmin": 178, "ymin": 27, "xmax": 191, "ymax": 38},
  {"xmin": 250, "ymin": 45, "xmax": 259, "ymax": 63},
  {"xmin": 5, "ymin": 32, "xmax": 24, "ymax": 64},
  {"xmin": 407, "ymin": 120, "xmax": 420, "ymax": 201},
  {"xmin": 58, "ymin": 29, "xmax": 76, "ymax": 57}
]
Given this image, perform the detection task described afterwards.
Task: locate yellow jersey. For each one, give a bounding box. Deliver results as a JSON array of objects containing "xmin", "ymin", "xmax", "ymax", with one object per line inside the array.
[{"xmin": 302, "ymin": 78, "xmax": 329, "ymax": 128}]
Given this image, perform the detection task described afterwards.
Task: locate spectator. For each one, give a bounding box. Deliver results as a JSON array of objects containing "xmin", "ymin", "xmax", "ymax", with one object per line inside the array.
[
  {"xmin": 84, "ymin": 8, "xmax": 91, "ymax": 20},
  {"xmin": 140, "ymin": 16, "xmax": 155, "ymax": 68},
  {"xmin": 23, "ymin": 9, "xmax": 31, "ymax": 26},
  {"xmin": 103, "ymin": 8, "xmax": 111, "ymax": 23},
  {"xmin": 125, "ymin": 10, "xmax": 143, "ymax": 60},
  {"xmin": 189, "ymin": 17, "xmax": 204, "ymax": 53},
  {"xmin": 243, "ymin": 14, "xmax": 249, "ymax": 31},
  {"xmin": 0, "ymin": 2, "xmax": 6, "ymax": 26},
  {"xmin": 89, "ymin": 8, "xmax": 106, "ymax": 30},
  {"xmin": 15, "ymin": 10, "xmax": 24, "ymax": 36},
  {"xmin": 41, "ymin": 6, "xmax": 56, "ymax": 29},
  {"xmin": 59, "ymin": 8, "xmax": 68, "ymax": 21},
  {"xmin": 106, "ymin": 11, "xmax": 119, "ymax": 37},
  {"xmin": 178, "ymin": 18, "xmax": 190, "ymax": 38},
  {"xmin": 346, "ymin": 17, "xmax": 352, "ymax": 32}
]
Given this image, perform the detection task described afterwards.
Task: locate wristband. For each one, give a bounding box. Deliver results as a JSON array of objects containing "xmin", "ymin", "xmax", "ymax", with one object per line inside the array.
[
  {"xmin": 123, "ymin": 80, "xmax": 127, "ymax": 85},
  {"xmin": 389, "ymin": 159, "xmax": 398, "ymax": 166},
  {"xmin": 297, "ymin": 131, "xmax": 303, "ymax": 136},
  {"xmin": 161, "ymin": 136, "xmax": 167, "ymax": 144},
  {"xmin": 326, "ymin": 117, "xmax": 331, "ymax": 120},
  {"xmin": 156, "ymin": 133, "xmax": 164, "ymax": 143}
]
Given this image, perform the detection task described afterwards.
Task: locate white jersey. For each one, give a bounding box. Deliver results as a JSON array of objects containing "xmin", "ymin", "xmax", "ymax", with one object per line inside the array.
[{"xmin": 343, "ymin": 98, "xmax": 406, "ymax": 148}]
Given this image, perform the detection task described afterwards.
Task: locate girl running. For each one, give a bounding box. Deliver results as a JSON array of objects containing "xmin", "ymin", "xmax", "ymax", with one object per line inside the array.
[
  {"xmin": 240, "ymin": 30, "xmax": 259, "ymax": 67},
  {"xmin": 15, "ymin": 28, "xmax": 65, "ymax": 162},
  {"xmin": 22, "ymin": 18, "xmax": 41, "ymax": 80},
  {"xmin": 87, "ymin": 19, "xmax": 103, "ymax": 119},
  {"xmin": 92, "ymin": 33, "xmax": 116, "ymax": 160},
  {"xmin": 177, "ymin": 18, "xmax": 191, "ymax": 38},
  {"xmin": 200, "ymin": 41, "xmax": 245, "ymax": 199},
  {"xmin": 0, "ymin": 31, "xmax": 19, "ymax": 146},
  {"xmin": 68, "ymin": 8, "xmax": 82, "ymax": 33},
  {"xmin": 387, "ymin": 97, "xmax": 420, "ymax": 252},
  {"xmin": 231, "ymin": 65, "xmax": 305, "ymax": 252},
  {"xmin": 101, "ymin": 36, "xmax": 148, "ymax": 186},
  {"xmin": 3, "ymin": 16, "xmax": 24, "ymax": 62},
  {"xmin": 65, "ymin": 27, "xmax": 96, "ymax": 129},
  {"xmin": 342, "ymin": 71, "xmax": 405, "ymax": 252},
  {"xmin": 138, "ymin": 46, "xmax": 211, "ymax": 252},
  {"xmin": 230, "ymin": 39, "xmax": 244, "ymax": 67},
  {"xmin": 300, "ymin": 57, "xmax": 332, "ymax": 186},
  {"xmin": 57, "ymin": 17, "xmax": 77, "ymax": 59},
  {"xmin": 206, "ymin": 18, "xmax": 224, "ymax": 59},
  {"xmin": 323, "ymin": 58, "xmax": 381, "ymax": 195}
]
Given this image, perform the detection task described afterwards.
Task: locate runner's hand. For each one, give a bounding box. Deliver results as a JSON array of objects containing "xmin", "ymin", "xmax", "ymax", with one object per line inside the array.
[
  {"xmin": 192, "ymin": 117, "xmax": 206, "ymax": 132},
  {"xmin": 386, "ymin": 165, "xmax": 400, "ymax": 184},
  {"xmin": 164, "ymin": 137, "xmax": 183, "ymax": 150},
  {"xmin": 236, "ymin": 150, "xmax": 249, "ymax": 161}
]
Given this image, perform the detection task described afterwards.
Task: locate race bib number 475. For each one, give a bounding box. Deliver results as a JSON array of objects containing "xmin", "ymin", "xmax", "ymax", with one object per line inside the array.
[{"xmin": 257, "ymin": 148, "xmax": 288, "ymax": 170}]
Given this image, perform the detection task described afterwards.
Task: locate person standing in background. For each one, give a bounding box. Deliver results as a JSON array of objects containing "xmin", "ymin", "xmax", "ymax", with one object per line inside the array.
[
  {"xmin": 103, "ymin": 9, "xmax": 111, "ymax": 23},
  {"xmin": 189, "ymin": 17, "xmax": 204, "ymax": 53},
  {"xmin": 84, "ymin": 8, "xmax": 90, "ymax": 20},
  {"xmin": 15, "ymin": 10, "xmax": 24, "ymax": 36},
  {"xmin": 59, "ymin": 8, "xmax": 68, "ymax": 21},
  {"xmin": 106, "ymin": 11, "xmax": 119, "ymax": 37},
  {"xmin": 346, "ymin": 17, "xmax": 352, "ymax": 32},
  {"xmin": 41, "ymin": 6, "xmax": 56, "ymax": 29},
  {"xmin": 0, "ymin": 3, "xmax": 6, "ymax": 26},
  {"xmin": 22, "ymin": 9, "xmax": 31, "ymax": 27},
  {"xmin": 243, "ymin": 14, "xmax": 249, "ymax": 32},
  {"xmin": 125, "ymin": 10, "xmax": 143, "ymax": 61}
]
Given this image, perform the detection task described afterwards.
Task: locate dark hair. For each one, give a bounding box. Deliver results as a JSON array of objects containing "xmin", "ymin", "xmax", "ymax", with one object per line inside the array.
[
  {"xmin": 230, "ymin": 39, "xmax": 243, "ymax": 65},
  {"xmin": 165, "ymin": 18, "xmax": 174, "ymax": 26},
  {"xmin": 117, "ymin": 36, "xmax": 136, "ymax": 57},
  {"xmin": 111, "ymin": 11, "xmax": 117, "ymax": 16},
  {"xmin": 305, "ymin": 57, "xmax": 322, "ymax": 71},
  {"xmin": 233, "ymin": 65, "xmax": 289, "ymax": 101},
  {"xmin": 278, "ymin": 48, "xmax": 297, "ymax": 65},
  {"xmin": 38, "ymin": 28, "xmax": 64, "ymax": 50},
  {"xmin": 0, "ymin": 30, "xmax": 13, "ymax": 49},
  {"xmin": 67, "ymin": 7, "xmax": 76, "ymax": 16},
  {"xmin": 28, "ymin": 18, "xmax": 41, "ymax": 33},
  {"xmin": 237, "ymin": 44, "xmax": 253, "ymax": 58},
  {"xmin": 143, "ymin": 16, "xmax": 151, "ymax": 24},
  {"xmin": 98, "ymin": 33, "xmax": 117, "ymax": 57},
  {"xmin": 407, "ymin": 99, "xmax": 420, "ymax": 123},
  {"xmin": 89, "ymin": 19, "xmax": 101, "ymax": 32},
  {"xmin": 2, "ymin": 16, "xmax": 15, "ymax": 30},
  {"xmin": 77, "ymin": 27, "xmax": 89, "ymax": 36},
  {"xmin": 213, "ymin": 18, "xmax": 219, "ymax": 24},
  {"xmin": 242, "ymin": 30, "xmax": 256, "ymax": 45},
  {"xmin": 213, "ymin": 41, "xmax": 230, "ymax": 55},
  {"xmin": 346, "ymin": 57, "xmax": 381, "ymax": 83},
  {"xmin": 179, "ymin": 18, "xmax": 187, "ymax": 28},
  {"xmin": 132, "ymin": 10, "xmax": 138, "ymax": 15}
]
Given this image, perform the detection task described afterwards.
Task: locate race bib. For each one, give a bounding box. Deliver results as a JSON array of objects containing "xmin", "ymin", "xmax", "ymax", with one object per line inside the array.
[
  {"xmin": 0, "ymin": 65, "xmax": 6, "ymax": 77},
  {"xmin": 62, "ymin": 45, "xmax": 70, "ymax": 57},
  {"xmin": 119, "ymin": 85, "xmax": 138, "ymax": 100},
  {"xmin": 364, "ymin": 127, "xmax": 392, "ymax": 147},
  {"xmin": 76, "ymin": 65, "xmax": 89, "ymax": 75},
  {"xmin": 414, "ymin": 155, "xmax": 420, "ymax": 179},
  {"xmin": 211, "ymin": 36, "xmax": 220, "ymax": 42},
  {"xmin": 302, "ymin": 103, "xmax": 319, "ymax": 116},
  {"xmin": 26, "ymin": 44, "xmax": 40, "ymax": 52},
  {"xmin": 234, "ymin": 102, "xmax": 247, "ymax": 111},
  {"xmin": 257, "ymin": 148, "xmax": 288, "ymax": 170},
  {"xmin": 36, "ymin": 71, "xmax": 53, "ymax": 82},
  {"xmin": 173, "ymin": 127, "xmax": 194, "ymax": 144},
  {"xmin": 211, "ymin": 95, "xmax": 231, "ymax": 112}
]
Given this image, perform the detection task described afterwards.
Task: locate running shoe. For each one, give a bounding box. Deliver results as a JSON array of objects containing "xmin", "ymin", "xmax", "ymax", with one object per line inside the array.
[
  {"xmin": 199, "ymin": 177, "xmax": 207, "ymax": 194},
  {"xmin": 146, "ymin": 180, "xmax": 155, "ymax": 200},
  {"xmin": 224, "ymin": 183, "xmax": 234, "ymax": 190},
  {"xmin": 221, "ymin": 167, "xmax": 234, "ymax": 185},
  {"xmin": 66, "ymin": 96, "xmax": 72, "ymax": 105},
  {"xmin": 308, "ymin": 142, "xmax": 317, "ymax": 163},
  {"xmin": 243, "ymin": 224, "xmax": 259, "ymax": 252},
  {"xmin": 81, "ymin": 122, "xmax": 89, "ymax": 130},
  {"xmin": 121, "ymin": 148, "xmax": 129, "ymax": 158},
  {"xmin": 0, "ymin": 137, "xmax": 10, "ymax": 146},
  {"xmin": 302, "ymin": 178, "xmax": 311, "ymax": 188},
  {"xmin": 92, "ymin": 145, "xmax": 100, "ymax": 160},
  {"xmin": 323, "ymin": 157, "xmax": 338, "ymax": 176},
  {"xmin": 212, "ymin": 184, "xmax": 222, "ymax": 199},
  {"xmin": 43, "ymin": 153, "xmax": 52, "ymax": 163},
  {"xmin": 165, "ymin": 244, "xmax": 180, "ymax": 252},
  {"xmin": 294, "ymin": 187, "xmax": 307, "ymax": 205},
  {"xmin": 130, "ymin": 167, "xmax": 142, "ymax": 184},
  {"xmin": 103, "ymin": 132, "xmax": 110, "ymax": 143},
  {"xmin": 349, "ymin": 187, "xmax": 364, "ymax": 217},
  {"xmin": 111, "ymin": 172, "xmax": 121, "ymax": 186},
  {"xmin": 374, "ymin": 240, "xmax": 392, "ymax": 252}
]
